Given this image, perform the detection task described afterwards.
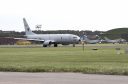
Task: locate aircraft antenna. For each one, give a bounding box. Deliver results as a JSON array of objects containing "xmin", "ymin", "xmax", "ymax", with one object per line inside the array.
[{"xmin": 35, "ymin": 24, "xmax": 42, "ymax": 31}]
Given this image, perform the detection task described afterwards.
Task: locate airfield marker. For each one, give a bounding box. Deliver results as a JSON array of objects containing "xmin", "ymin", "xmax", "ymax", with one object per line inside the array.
[{"xmin": 82, "ymin": 41, "xmax": 85, "ymax": 51}]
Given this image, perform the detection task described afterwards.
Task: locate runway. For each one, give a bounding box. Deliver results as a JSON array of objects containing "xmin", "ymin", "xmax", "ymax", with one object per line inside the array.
[{"xmin": 0, "ymin": 72, "xmax": 128, "ymax": 84}]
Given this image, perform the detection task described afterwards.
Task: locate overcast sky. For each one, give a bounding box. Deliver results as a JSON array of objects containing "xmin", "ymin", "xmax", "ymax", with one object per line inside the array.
[{"xmin": 0, "ymin": 0, "xmax": 128, "ymax": 31}]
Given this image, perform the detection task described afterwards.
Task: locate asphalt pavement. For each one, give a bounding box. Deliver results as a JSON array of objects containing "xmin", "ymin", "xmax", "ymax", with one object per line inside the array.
[{"xmin": 0, "ymin": 72, "xmax": 128, "ymax": 84}]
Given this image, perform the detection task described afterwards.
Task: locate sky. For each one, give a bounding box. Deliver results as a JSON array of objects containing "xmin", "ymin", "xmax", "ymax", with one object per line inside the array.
[{"xmin": 0, "ymin": 0, "xmax": 128, "ymax": 31}]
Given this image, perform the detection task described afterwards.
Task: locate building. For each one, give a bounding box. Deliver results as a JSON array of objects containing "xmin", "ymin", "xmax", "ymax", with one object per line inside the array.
[{"xmin": 0, "ymin": 37, "xmax": 16, "ymax": 45}]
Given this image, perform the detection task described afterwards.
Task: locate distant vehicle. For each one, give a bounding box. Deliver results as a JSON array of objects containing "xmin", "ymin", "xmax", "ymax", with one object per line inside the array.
[
  {"xmin": 17, "ymin": 18, "xmax": 80, "ymax": 47},
  {"xmin": 81, "ymin": 35, "xmax": 101, "ymax": 44},
  {"xmin": 104, "ymin": 37, "xmax": 120, "ymax": 44},
  {"xmin": 119, "ymin": 38, "xmax": 127, "ymax": 43}
]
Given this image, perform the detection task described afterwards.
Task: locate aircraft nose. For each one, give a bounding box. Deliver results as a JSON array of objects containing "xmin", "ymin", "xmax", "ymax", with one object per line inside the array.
[
  {"xmin": 77, "ymin": 37, "xmax": 81, "ymax": 42},
  {"xmin": 79, "ymin": 39, "xmax": 81, "ymax": 42}
]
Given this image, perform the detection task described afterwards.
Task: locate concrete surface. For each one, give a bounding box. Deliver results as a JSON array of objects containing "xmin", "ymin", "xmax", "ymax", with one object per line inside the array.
[{"xmin": 0, "ymin": 72, "xmax": 128, "ymax": 84}]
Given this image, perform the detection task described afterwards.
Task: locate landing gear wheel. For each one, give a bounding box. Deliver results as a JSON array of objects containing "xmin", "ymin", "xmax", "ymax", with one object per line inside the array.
[
  {"xmin": 43, "ymin": 45, "xmax": 47, "ymax": 47},
  {"xmin": 54, "ymin": 44, "xmax": 58, "ymax": 47}
]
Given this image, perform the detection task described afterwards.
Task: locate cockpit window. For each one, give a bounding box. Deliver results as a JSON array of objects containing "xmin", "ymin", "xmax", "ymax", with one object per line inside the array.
[{"xmin": 73, "ymin": 37, "xmax": 77, "ymax": 38}]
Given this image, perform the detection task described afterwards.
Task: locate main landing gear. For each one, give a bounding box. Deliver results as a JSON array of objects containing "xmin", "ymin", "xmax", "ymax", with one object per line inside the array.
[{"xmin": 54, "ymin": 43, "xmax": 58, "ymax": 47}]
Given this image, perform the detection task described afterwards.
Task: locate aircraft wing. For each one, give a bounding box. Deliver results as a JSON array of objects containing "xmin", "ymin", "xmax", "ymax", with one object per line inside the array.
[{"xmin": 14, "ymin": 38, "xmax": 44, "ymax": 42}]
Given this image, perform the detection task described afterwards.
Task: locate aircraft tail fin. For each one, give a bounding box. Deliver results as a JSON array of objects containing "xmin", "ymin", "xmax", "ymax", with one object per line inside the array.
[
  {"xmin": 81, "ymin": 35, "xmax": 90, "ymax": 41},
  {"xmin": 23, "ymin": 18, "xmax": 36, "ymax": 35}
]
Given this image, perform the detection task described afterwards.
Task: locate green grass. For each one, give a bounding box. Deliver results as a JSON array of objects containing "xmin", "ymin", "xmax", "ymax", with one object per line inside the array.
[{"xmin": 0, "ymin": 44, "xmax": 128, "ymax": 75}]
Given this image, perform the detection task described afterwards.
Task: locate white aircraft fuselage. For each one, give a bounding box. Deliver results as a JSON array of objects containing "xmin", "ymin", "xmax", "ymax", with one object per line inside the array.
[{"xmin": 26, "ymin": 34, "xmax": 80, "ymax": 44}]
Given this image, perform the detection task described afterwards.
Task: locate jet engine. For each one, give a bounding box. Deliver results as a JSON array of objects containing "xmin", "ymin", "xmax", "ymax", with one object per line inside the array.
[{"xmin": 43, "ymin": 41, "xmax": 52, "ymax": 47}]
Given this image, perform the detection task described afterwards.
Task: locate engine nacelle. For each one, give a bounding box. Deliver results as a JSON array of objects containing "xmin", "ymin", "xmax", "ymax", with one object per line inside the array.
[{"xmin": 43, "ymin": 40, "xmax": 52, "ymax": 46}]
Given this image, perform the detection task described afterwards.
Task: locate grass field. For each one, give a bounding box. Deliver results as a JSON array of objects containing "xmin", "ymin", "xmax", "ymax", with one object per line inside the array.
[{"xmin": 0, "ymin": 44, "xmax": 128, "ymax": 75}]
